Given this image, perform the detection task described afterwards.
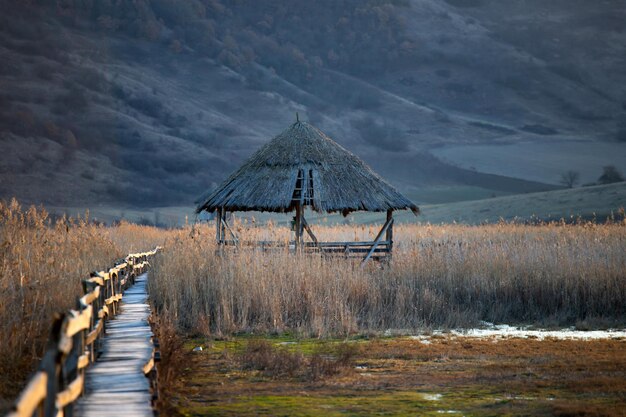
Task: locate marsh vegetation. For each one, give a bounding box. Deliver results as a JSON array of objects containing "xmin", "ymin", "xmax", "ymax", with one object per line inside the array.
[
  {"xmin": 0, "ymin": 200, "xmax": 174, "ymax": 411},
  {"xmin": 149, "ymin": 220, "xmax": 626, "ymax": 336},
  {"xmin": 165, "ymin": 334, "xmax": 626, "ymax": 416},
  {"xmin": 2, "ymin": 200, "xmax": 625, "ymax": 415}
]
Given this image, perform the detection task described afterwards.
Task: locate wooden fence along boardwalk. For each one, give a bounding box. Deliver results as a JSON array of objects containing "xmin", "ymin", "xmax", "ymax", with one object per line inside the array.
[
  {"xmin": 6, "ymin": 248, "xmax": 160, "ymax": 417},
  {"xmin": 74, "ymin": 274, "xmax": 154, "ymax": 417}
]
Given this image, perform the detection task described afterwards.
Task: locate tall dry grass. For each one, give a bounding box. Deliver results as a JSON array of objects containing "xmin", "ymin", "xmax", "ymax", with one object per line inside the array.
[
  {"xmin": 0, "ymin": 200, "xmax": 170, "ymax": 408},
  {"xmin": 106, "ymin": 221, "xmax": 176, "ymax": 254},
  {"xmin": 150, "ymin": 220, "xmax": 626, "ymax": 337},
  {"xmin": 0, "ymin": 199, "xmax": 118, "ymax": 401}
]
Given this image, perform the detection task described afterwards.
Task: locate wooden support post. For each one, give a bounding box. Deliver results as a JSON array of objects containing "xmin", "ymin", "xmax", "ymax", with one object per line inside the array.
[
  {"xmin": 361, "ymin": 215, "xmax": 394, "ymax": 267},
  {"xmin": 295, "ymin": 203, "xmax": 303, "ymax": 249},
  {"xmin": 215, "ymin": 209, "xmax": 222, "ymax": 244},
  {"xmin": 386, "ymin": 209, "xmax": 394, "ymax": 259},
  {"xmin": 221, "ymin": 207, "xmax": 226, "ymax": 244},
  {"xmin": 216, "ymin": 207, "xmax": 227, "ymax": 244},
  {"xmin": 222, "ymin": 216, "xmax": 239, "ymax": 246},
  {"xmin": 301, "ymin": 217, "xmax": 319, "ymax": 247},
  {"xmin": 41, "ymin": 316, "xmax": 64, "ymax": 417}
]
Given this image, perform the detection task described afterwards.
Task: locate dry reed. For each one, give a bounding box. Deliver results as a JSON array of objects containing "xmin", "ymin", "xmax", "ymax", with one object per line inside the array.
[
  {"xmin": 0, "ymin": 199, "xmax": 117, "ymax": 403},
  {"xmin": 150, "ymin": 220, "xmax": 626, "ymax": 337},
  {"xmin": 0, "ymin": 199, "xmax": 169, "ymax": 409},
  {"xmin": 2, "ymin": 199, "xmax": 625, "ymax": 410}
]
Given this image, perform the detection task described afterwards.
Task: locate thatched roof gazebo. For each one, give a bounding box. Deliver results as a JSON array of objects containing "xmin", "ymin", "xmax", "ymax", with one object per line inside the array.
[{"xmin": 196, "ymin": 118, "xmax": 418, "ymax": 263}]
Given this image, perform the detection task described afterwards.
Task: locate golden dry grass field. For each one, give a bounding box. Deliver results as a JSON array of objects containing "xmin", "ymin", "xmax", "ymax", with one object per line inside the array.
[
  {"xmin": 150, "ymin": 219, "xmax": 626, "ymax": 335},
  {"xmin": 1, "ymin": 200, "xmax": 625, "ymax": 415},
  {"xmin": 0, "ymin": 200, "xmax": 177, "ymax": 412}
]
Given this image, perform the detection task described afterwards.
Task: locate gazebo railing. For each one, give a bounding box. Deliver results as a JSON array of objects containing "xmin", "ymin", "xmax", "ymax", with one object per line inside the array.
[
  {"xmin": 218, "ymin": 239, "xmax": 392, "ymax": 261},
  {"xmin": 214, "ymin": 208, "xmax": 394, "ymax": 265}
]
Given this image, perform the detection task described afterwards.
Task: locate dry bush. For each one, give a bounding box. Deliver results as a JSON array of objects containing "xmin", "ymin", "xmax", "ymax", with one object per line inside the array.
[
  {"xmin": 239, "ymin": 339, "xmax": 306, "ymax": 378},
  {"xmin": 150, "ymin": 310, "xmax": 187, "ymax": 416},
  {"xmin": 150, "ymin": 220, "xmax": 626, "ymax": 337},
  {"xmin": 308, "ymin": 342, "xmax": 360, "ymax": 380},
  {"xmin": 238, "ymin": 339, "xmax": 356, "ymax": 380}
]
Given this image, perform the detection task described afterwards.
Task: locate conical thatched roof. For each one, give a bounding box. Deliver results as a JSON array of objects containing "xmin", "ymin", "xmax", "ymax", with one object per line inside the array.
[{"xmin": 196, "ymin": 121, "xmax": 419, "ymax": 215}]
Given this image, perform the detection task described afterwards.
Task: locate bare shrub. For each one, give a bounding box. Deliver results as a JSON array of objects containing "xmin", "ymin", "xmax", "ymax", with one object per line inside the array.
[
  {"xmin": 308, "ymin": 342, "xmax": 360, "ymax": 380},
  {"xmin": 238, "ymin": 339, "xmax": 356, "ymax": 380},
  {"xmin": 560, "ymin": 170, "xmax": 580, "ymax": 188},
  {"xmin": 598, "ymin": 165, "xmax": 624, "ymax": 184},
  {"xmin": 240, "ymin": 340, "xmax": 305, "ymax": 378},
  {"xmin": 150, "ymin": 310, "xmax": 187, "ymax": 415}
]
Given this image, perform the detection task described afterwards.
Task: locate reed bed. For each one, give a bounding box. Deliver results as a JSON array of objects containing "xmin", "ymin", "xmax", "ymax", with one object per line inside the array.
[
  {"xmin": 0, "ymin": 200, "xmax": 169, "ymax": 409},
  {"xmin": 150, "ymin": 220, "xmax": 626, "ymax": 337},
  {"xmin": 2, "ymin": 199, "xmax": 625, "ymax": 410}
]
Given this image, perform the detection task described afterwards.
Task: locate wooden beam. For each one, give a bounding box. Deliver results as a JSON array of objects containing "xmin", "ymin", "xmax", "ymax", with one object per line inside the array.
[
  {"xmin": 221, "ymin": 207, "xmax": 226, "ymax": 244},
  {"xmin": 55, "ymin": 374, "xmax": 84, "ymax": 408},
  {"xmin": 215, "ymin": 207, "xmax": 223, "ymax": 244},
  {"xmin": 85, "ymin": 319, "xmax": 104, "ymax": 346},
  {"xmin": 386, "ymin": 209, "xmax": 394, "ymax": 257},
  {"xmin": 7, "ymin": 372, "xmax": 47, "ymax": 417},
  {"xmin": 65, "ymin": 306, "xmax": 92, "ymax": 337},
  {"xmin": 295, "ymin": 203, "xmax": 303, "ymax": 248},
  {"xmin": 361, "ymin": 216, "xmax": 394, "ymax": 266},
  {"xmin": 77, "ymin": 354, "xmax": 90, "ymax": 370},
  {"xmin": 301, "ymin": 216, "xmax": 319, "ymax": 246},
  {"xmin": 98, "ymin": 306, "xmax": 109, "ymax": 319},
  {"xmin": 79, "ymin": 286, "xmax": 100, "ymax": 308},
  {"xmin": 222, "ymin": 216, "xmax": 239, "ymax": 246},
  {"xmin": 143, "ymin": 348, "xmax": 156, "ymax": 375},
  {"xmin": 86, "ymin": 277, "xmax": 104, "ymax": 287}
]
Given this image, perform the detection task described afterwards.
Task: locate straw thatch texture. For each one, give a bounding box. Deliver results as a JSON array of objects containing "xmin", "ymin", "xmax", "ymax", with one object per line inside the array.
[{"xmin": 196, "ymin": 121, "xmax": 418, "ymax": 215}]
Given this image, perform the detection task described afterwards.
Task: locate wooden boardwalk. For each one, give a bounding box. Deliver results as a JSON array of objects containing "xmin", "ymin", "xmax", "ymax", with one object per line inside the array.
[{"xmin": 74, "ymin": 273, "xmax": 154, "ymax": 417}]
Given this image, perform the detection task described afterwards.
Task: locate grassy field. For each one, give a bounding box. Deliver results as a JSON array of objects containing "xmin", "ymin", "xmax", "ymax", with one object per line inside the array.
[
  {"xmin": 48, "ymin": 181, "xmax": 624, "ymax": 228},
  {"xmin": 302, "ymin": 182, "xmax": 626, "ymax": 225},
  {"xmin": 410, "ymin": 182, "xmax": 626, "ymax": 224},
  {"xmin": 431, "ymin": 141, "xmax": 626, "ymax": 186}
]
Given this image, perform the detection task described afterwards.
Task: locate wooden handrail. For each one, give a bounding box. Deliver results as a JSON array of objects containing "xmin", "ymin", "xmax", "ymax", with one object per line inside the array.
[
  {"xmin": 6, "ymin": 372, "xmax": 47, "ymax": 417},
  {"xmin": 6, "ymin": 247, "xmax": 161, "ymax": 417},
  {"xmin": 65, "ymin": 306, "xmax": 92, "ymax": 337},
  {"xmin": 55, "ymin": 374, "xmax": 84, "ymax": 408},
  {"xmin": 79, "ymin": 286, "xmax": 99, "ymax": 307}
]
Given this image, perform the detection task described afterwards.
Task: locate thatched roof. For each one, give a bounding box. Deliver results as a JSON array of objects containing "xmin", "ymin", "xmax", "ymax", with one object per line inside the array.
[{"xmin": 196, "ymin": 120, "xmax": 419, "ymax": 215}]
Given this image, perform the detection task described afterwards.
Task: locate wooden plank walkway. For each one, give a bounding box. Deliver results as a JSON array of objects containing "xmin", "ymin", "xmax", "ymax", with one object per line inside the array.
[{"xmin": 75, "ymin": 273, "xmax": 154, "ymax": 417}]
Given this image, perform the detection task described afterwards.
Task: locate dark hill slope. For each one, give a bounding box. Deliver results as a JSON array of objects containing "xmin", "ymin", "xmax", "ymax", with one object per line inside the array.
[{"xmin": 0, "ymin": 0, "xmax": 623, "ymax": 207}]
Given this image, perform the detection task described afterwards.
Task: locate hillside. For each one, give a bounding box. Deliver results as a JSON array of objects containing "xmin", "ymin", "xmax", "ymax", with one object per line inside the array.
[
  {"xmin": 1, "ymin": 0, "xmax": 625, "ymax": 209},
  {"xmin": 48, "ymin": 182, "xmax": 624, "ymax": 229},
  {"xmin": 335, "ymin": 182, "xmax": 626, "ymax": 225}
]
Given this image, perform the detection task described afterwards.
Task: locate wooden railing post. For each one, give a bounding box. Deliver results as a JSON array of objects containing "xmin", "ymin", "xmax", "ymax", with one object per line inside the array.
[
  {"xmin": 40, "ymin": 315, "xmax": 64, "ymax": 417},
  {"xmin": 386, "ymin": 209, "xmax": 394, "ymax": 261}
]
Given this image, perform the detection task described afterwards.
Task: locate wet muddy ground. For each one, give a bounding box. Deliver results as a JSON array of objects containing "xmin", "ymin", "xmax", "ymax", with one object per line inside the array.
[{"xmin": 167, "ymin": 333, "xmax": 626, "ymax": 416}]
